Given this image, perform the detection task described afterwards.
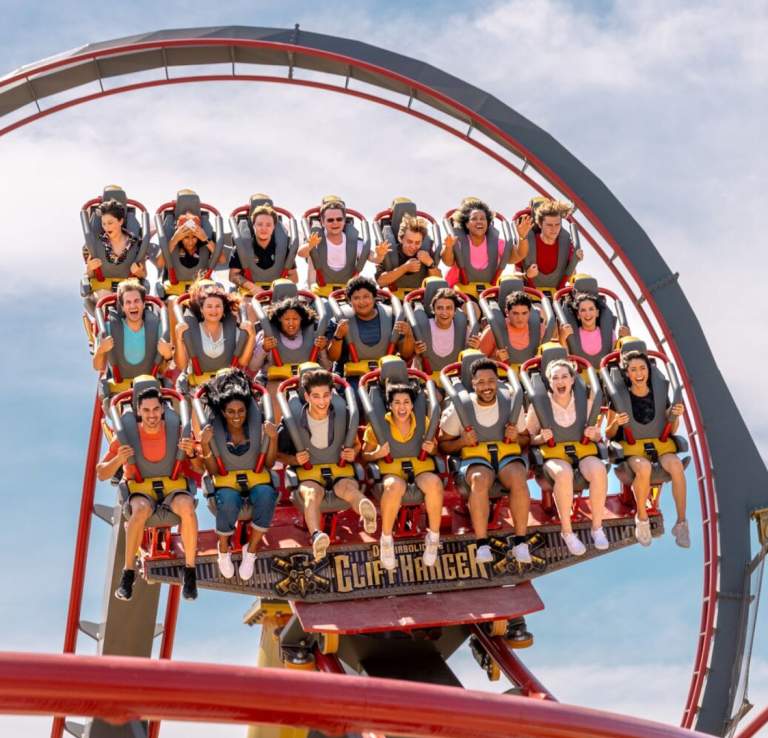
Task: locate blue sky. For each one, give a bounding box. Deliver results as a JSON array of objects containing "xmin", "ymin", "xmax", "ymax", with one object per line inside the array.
[{"xmin": 0, "ymin": 1, "xmax": 766, "ymax": 736}]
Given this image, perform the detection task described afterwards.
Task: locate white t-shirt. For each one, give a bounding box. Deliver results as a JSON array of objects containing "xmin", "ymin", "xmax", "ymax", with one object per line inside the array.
[
  {"xmin": 306, "ymin": 413, "xmax": 330, "ymax": 449},
  {"xmin": 307, "ymin": 233, "xmax": 366, "ymax": 286},
  {"xmin": 525, "ymin": 395, "xmax": 595, "ymax": 435},
  {"xmin": 440, "ymin": 394, "xmax": 526, "ymax": 437}
]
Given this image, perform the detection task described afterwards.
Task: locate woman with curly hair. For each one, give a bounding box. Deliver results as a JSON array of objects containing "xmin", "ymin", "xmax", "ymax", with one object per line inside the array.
[
  {"xmin": 442, "ymin": 197, "xmax": 528, "ymax": 296},
  {"xmin": 250, "ymin": 296, "xmax": 330, "ymax": 422},
  {"xmin": 197, "ymin": 368, "xmax": 278, "ymax": 579},
  {"xmin": 174, "ymin": 280, "xmax": 256, "ymax": 383}
]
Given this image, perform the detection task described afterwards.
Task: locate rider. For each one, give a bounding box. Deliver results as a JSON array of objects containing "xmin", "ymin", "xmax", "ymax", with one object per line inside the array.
[
  {"xmin": 520, "ymin": 199, "xmax": 583, "ymax": 294},
  {"xmin": 439, "ymin": 356, "xmax": 531, "ymax": 563},
  {"xmin": 96, "ymin": 385, "xmax": 201, "ymax": 601},
  {"xmin": 229, "ymin": 203, "xmax": 299, "ymax": 294},
  {"xmin": 362, "ymin": 382, "xmax": 444, "ymax": 571},
  {"xmin": 196, "ymin": 369, "xmax": 279, "ymax": 579},
  {"xmin": 526, "ymin": 359, "xmax": 608, "ymax": 556},
  {"xmin": 375, "ymin": 213, "xmax": 441, "ymax": 297},
  {"xmin": 92, "ymin": 279, "xmax": 173, "ymax": 377},
  {"xmin": 153, "ymin": 211, "xmax": 218, "ymax": 286},
  {"xmin": 82, "ymin": 198, "xmax": 147, "ymax": 299},
  {"xmin": 605, "ymin": 349, "xmax": 689, "ymax": 547},
  {"xmin": 476, "ymin": 291, "xmax": 547, "ymax": 366},
  {"xmin": 326, "ymin": 276, "xmax": 414, "ymax": 384},
  {"xmin": 276, "ymin": 368, "xmax": 377, "ymax": 559}
]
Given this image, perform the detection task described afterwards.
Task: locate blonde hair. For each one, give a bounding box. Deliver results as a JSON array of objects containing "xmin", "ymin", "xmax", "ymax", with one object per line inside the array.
[
  {"xmin": 534, "ymin": 199, "xmax": 574, "ymax": 228},
  {"xmin": 398, "ymin": 213, "xmax": 429, "ymax": 242}
]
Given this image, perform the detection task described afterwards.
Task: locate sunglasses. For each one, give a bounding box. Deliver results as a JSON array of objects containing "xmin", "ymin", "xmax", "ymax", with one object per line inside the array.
[{"xmin": 324, "ymin": 217, "xmax": 345, "ymax": 223}]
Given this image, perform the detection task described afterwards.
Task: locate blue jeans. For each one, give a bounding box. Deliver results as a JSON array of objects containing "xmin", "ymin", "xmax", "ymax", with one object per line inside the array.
[{"xmin": 214, "ymin": 485, "xmax": 278, "ymax": 535}]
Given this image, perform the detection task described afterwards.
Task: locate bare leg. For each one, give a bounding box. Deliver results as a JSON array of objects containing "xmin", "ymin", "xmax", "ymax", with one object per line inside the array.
[
  {"xmin": 465, "ymin": 465, "xmax": 493, "ymax": 538},
  {"xmin": 170, "ymin": 494, "xmax": 198, "ymax": 567},
  {"xmin": 416, "ymin": 472, "xmax": 444, "ymax": 533},
  {"xmin": 499, "ymin": 461, "xmax": 530, "ymax": 536},
  {"xmin": 333, "ymin": 478, "xmax": 365, "ymax": 510},
  {"xmin": 380, "ymin": 475, "xmax": 406, "ymax": 536},
  {"xmin": 247, "ymin": 528, "xmax": 265, "ymax": 553},
  {"xmin": 628, "ymin": 456, "xmax": 652, "ymax": 520},
  {"xmin": 660, "ymin": 453, "xmax": 687, "ymax": 523},
  {"xmin": 124, "ymin": 497, "xmax": 153, "ymax": 570},
  {"xmin": 299, "ymin": 481, "xmax": 324, "ymax": 535},
  {"xmin": 545, "ymin": 459, "xmax": 575, "ymax": 534},
  {"xmin": 580, "ymin": 456, "xmax": 607, "ymax": 529}
]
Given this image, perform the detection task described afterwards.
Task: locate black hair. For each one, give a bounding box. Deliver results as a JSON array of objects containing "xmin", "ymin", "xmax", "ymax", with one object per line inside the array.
[
  {"xmin": 268, "ymin": 297, "xmax": 317, "ymax": 331},
  {"xmin": 385, "ymin": 382, "xmax": 416, "ymax": 406},
  {"xmin": 136, "ymin": 387, "xmax": 161, "ymax": 407},
  {"xmin": 429, "ymin": 287, "xmax": 461, "ymax": 314},
  {"xmin": 470, "ymin": 357, "xmax": 498, "ymax": 377},
  {"xmin": 98, "ymin": 198, "xmax": 126, "ymax": 222},
  {"xmin": 620, "ymin": 350, "xmax": 653, "ymax": 387},
  {"xmin": 504, "ymin": 291, "xmax": 533, "ymax": 313},
  {"xmin": 205, "ymin": 368, "xmax": 252, "ymax": 418},
  {"xmin": 345, "ymin": 275, "xmax": 378, "ymax": 302},
  {"xmin": 301, "ymin": 368, "xmax": 334, "ymax": 395},
  {"xmin": 451, "ymin": 197, "xmax": 493, "ymax": 234},
  {"xmin": 572, "ymin": 292, "xmax": 602, "ymax": 325}
]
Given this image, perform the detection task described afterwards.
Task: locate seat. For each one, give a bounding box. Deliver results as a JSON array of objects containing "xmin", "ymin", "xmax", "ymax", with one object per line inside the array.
[
  {"xmin": 301, "ymin": 197, "xmax": 372, "ymax": 296},
  {"xmin": 229, "ymin": 194, "xmax": 300, "ymax": 294},
  {"xmin": 553, "ymin": 273, "xmax": 630, "ymax": 368},
  {"xmin": 154, "ymin": 189, "xmax": 225, "ymax": 297},
  {"xmin": 478, "ymin": 275, "xmax": 556, "ymax": 370}
]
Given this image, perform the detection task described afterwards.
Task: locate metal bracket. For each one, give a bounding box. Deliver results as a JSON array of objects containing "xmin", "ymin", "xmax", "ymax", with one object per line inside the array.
[
  {"xmin": 79, "ymin": 620, "xmax": 103, "ymax": 641},
  {"xmin": 63, "ymin": 720, "xmax": 85, "ymax": 737},
  {"xmin": 93, "ymin": 503, "xmax": 119, "ymax": 525},
  {"xmin": 752, "ymin": 508, "xmax": 768, "ymax": 546}
]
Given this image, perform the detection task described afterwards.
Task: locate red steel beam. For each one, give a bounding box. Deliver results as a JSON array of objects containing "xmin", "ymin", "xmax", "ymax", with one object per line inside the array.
[
  {"xmin": 51, "ymin": 393, "xmax": 103, "ymax": 738},
  {"xmin": 735, "ymin": 705, "xmax": 768, "ymax": 738},
  {"xmin": 1, "ymin": 652, "xmax": 712, "ymax": 738},
  {"xmin": 470, "ymin": 625, "xmax": 555, "ymax": 700}
]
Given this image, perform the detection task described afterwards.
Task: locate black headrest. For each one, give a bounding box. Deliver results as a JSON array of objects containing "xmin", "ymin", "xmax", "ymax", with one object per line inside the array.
[
  {"xmin": 249, "ymin": 193, "xmax": 274, "ymax": 213},
  {"xmin": 390, "ymin": 198, "xmax": 417, "ymax": 238},
  {"xmin": 131, "ymin": 375, "xmax": 163, "ymax": 413},
  {"xmin": 571, "ymin": 275, "xmax": 599, "ymax": 296},
  {"xmin": 459, "ymin": 349, "xmax": 486, "ymax": 388},
  {"xmin": 379, "ymin": 356, "xmax": 409, "ymax": 388},
  {"xmin": 497, "ymin": 275, "xmax": 526, "ymax": 308},
  {"xmin": 271, "ymin": 280, "xmax": 299, "ymax": 303},
  {"xmin": 618, "ymin": 337, "xmax": 648, "ymax": 357},
  {"xmin": 103, "ymin": 185, "xmax": 127, "ymax": 205},
  {"xmin": 422, "ymin": 277, "xmax": 450, "ymax": 311},
  {"xmin": 175, "ymin": 189, "xmax": 201, "ymax": 217},
  {"xmin": 539, "ymin": 342, "xmax": 568, "ymax": 376}
]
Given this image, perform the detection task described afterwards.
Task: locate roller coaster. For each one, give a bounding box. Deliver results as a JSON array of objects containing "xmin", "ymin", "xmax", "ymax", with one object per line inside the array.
[{"xmin": 0, "ymin": 25, "xmax": 766, "ymax": 738}]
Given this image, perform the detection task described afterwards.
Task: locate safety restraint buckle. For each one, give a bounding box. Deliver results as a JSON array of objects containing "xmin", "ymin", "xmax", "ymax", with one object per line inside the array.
[
  {"xmin": 564, "ymin": 444, "xmax": 579, "ymax": 468},
  {"xmin": 236, "ymin": 472, "xmax": 250, "ymax": 495},
  {"xmin": 643, "ymin": 442, "xmax": 659, "ymax": 463},
  {"xmin": 487, "ymin": 443, "xmax": 500, "ymax": 474},
  {"xmin": 401, "ymin": 459, "xmax": 416, "ymax": 484},
  {"xmin": 320, "ymin": 466, "xmax": 334, "ymax": 492},
  {"xmin": 151, "ymin": 479, "xmax": 166, "ymax": 503}
]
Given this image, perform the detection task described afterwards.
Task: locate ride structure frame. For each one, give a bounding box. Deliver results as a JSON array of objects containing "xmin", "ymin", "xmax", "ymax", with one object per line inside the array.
[{"xmin": 0, "ymin": 24, "xmax": 765, "ymax": 738}]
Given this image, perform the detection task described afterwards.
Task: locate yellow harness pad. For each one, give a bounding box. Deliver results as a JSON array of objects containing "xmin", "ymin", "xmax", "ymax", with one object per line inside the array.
[
  {"xmin": 460, "ymin": 441, "xmax": 521, "ymax": 461},
  {"xmin": 296, "ymin": 464, "xmax": 355, "ymax": 485},
  {"xmin": 377, "ymin": 456, "xmax": 436, "ymax": 478},
  {"xmin": 344, "ymin": 359, "xmax": 380, "ymax": 377},
  {"xmin": 108, "ymin": 377, "xmax": 136, "ymax": 394},
  {"xmin": 213, "ymin": 469, "xmax": 272, "ymax": 488},
  {"xmin": 187, "ymin": 370, "xmax": 219, "ymax": 387},
  {"xmin": 162, "ymin": 280, "xmax": 193, "ymax": 297},
  {"xmin": 239, "ymin": 282, "xmax": 273, "ymax": 297},
  {"xmin": 127, "ymin": 476, "xmax": 188, "ymax": 500},
  {"xmin": 266, "ymin": 364, "xmax": 301, "ymax": 381},
  {"xmin": 311, "ymin": 283, "xmax": 346, "ymax": 298},
  {"xmin": 620, "ymin": 437, "xmax": 677, "ymax": 458},
  {"xmin": 457, "ymin": 282, "xmax": 488, "ymax": 299},
  {"xmin": 540, "ymin": 441, "xmax": 598, "ymax": 462},
  {"xmin": 89, "ymin": 277, "xmax": 123, "ymax": 293}
]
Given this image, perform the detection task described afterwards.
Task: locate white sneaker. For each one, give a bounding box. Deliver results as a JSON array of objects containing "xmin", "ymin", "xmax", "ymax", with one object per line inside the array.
[
  {"xmin": 358, "ymin": 498, "xmax": 378, "ymax": 535},
  {"xmin": 561, "ymin": 532, "xmax": 586, "ymax": 556},
  {"xmin": 476, "ymin": 544, "xmax": 493, "ymax": 563},
  {"xmin": 635, "ymin": 517, "xmax": 652, "ymax": 547},
  {"xmin": 672, "ymin": 520, "xmax": 691, "ymax": 548},
  {"xmin": 591, "ymin": 527, "xmax": 609, "ymax": 550},
  {"xmin": 423, "ymin": 531, "xmax": 440, "ymax": 567},
  {"xmin": 311, "ymin": 531, "xmax": 330, "ymax": 560},
  {"xmin": 239, "ymin": 549, "xmax": 257, "ymax": 580},
  {"xmin": 217, "ymin": 551, "xmax": 235, "ymax": 579},
  {"xmin": 380, "ymin": 534, "xmax": 396, "ymax": 571},
  {"xmin": 512, "ymin": 542, "xmax": 532, "ymax": 563}
]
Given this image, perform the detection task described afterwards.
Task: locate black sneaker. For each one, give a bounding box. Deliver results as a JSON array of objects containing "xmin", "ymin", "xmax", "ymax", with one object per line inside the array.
[
  {"xmin": 182, "ymin": 566, "xmax": 198, "ymax": 601},
  {"xmin": 115, "ymin": 569, "xmax": 135, "ymax": 601}
]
